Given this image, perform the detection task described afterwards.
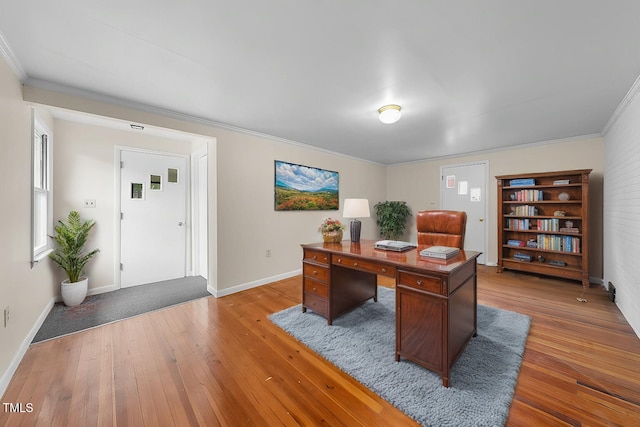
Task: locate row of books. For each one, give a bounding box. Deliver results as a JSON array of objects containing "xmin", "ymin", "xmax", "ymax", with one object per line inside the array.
[
  {"xmin": 536, "ymin": 218, "xmax": 561, "ymax": 231},
  {"xmin": 511, "ymin": 189, "xmax": 544, "ymax": 202},
  {"xmin": 510, "ymin": 205, "xmax": 539, "ymax": 216},
  {"xmin": 505, "ymin": 218, "xmax": 581, "ymax": 234},
  {"xmin": 536, "ymin": 234, "xmax": 581, "ymax": 253},
  {"xmin": 506, "ymin": 218, "xmax": 532, "ymax": 230}
]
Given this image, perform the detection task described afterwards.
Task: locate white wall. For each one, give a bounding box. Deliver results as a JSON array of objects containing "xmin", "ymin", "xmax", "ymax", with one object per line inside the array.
[
  {"xmin": 387, "ymin": 136, "xmax": 605, "ymax": 280},
  {"xmin": 52, "ymin": 120, "xmax": 197, "ymax": 292},
  {"xmin": 603, "ymin": 80, "xmax": 640, "ymax": 336},
  {"xmin": 213, "ymin": 126, "xmax": 386, "ymax": 292},
  {"xmin": 0, "ymin": 58, "xmax": 58, "ymax": 395},
  {"xmin": 51, "ymin": 118, "xmax": 387, "ymax": 294}
]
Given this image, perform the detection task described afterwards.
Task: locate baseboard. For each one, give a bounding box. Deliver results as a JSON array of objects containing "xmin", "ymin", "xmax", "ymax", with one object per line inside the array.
[
  {"xmin": 88, "ymin": 283, "xmax": 118, "ymax": 296},
  {"xmin": 211, "ymin": 269, "xmax": 302, "ymax": 298},
  {"xmin": 0, "ymin": 296, "xmax": 55, "ymax": 398}
]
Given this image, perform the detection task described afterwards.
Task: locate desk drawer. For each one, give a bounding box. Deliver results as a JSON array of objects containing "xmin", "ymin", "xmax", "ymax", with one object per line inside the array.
[
  {"xmin": 332, "ymin": 255, "xmax": 396, "ymax": 277},
  {"xmin": 303, "ymin": 249, "xmax": 329, "ymax": 265},
  {"xmin": 303, "ymin": 278, "xmax": 328, "ymax": 298},
  {"xmin": 303, "ymin": 292, "xmax": 328, "ymax": 317},
  {"xmin": 303, "ymin": 263, "xmax": 329, "ymax": 283},
  {"xmin": 398, "ymin": 270, "xmax": 442, "ymax": 294}
]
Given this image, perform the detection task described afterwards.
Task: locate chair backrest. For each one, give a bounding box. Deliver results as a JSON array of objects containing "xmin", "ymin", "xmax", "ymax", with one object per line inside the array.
[{"xmin": 416, "ymin": 210, "xmax": 467, "ymax": 249}]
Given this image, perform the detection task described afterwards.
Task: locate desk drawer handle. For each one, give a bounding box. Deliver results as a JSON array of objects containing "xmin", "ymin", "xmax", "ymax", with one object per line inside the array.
[
  {"xmin": 337, "ymin": 258, "xmax": 342, "ymax": 263},
  {"xmin": 313, "ymin": 270, "xmax": 318, "ymax": 275},
  {"xmin": 417, "ymin": 280, "xmax": 423, "ymax": 285},
  {"xmin": 312, "ymin": 287, "xmax": 317, "ymax": 292},
  {"xmin": 353, "ymin": 262, "xmax": 358, "ymax": 267},
  {"xmin": 313, "ymin": 255, "xmax": 317, "ymax": 260},
  {"xmin": 381, "ymin": 267, "xmax": 386, "ymax": 273}
]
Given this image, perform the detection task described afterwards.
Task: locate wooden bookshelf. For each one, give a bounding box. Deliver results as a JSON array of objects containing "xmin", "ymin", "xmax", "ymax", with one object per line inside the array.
[{"xmin": 496, "ymin": 169, "xmax": 591, "ymax": 287}]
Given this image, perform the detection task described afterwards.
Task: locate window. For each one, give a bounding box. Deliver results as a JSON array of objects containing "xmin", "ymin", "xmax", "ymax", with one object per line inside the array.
[{"xmin": 32, "ymin": 114, "xmax": 53, "ymax": 266}]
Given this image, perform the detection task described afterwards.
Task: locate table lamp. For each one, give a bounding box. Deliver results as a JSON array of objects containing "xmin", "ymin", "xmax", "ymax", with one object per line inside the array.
[{"xmin": 342, "ymin": 198, "xmax": 370, "ymax": 243}]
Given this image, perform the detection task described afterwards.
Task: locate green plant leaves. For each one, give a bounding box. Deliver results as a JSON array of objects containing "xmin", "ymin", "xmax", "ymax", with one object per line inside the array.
[
  {"xmin": 374, "ymin": 201, "xmax": 412, "ymax": 240},
  {"xmin": 49, "ymin": 211, "xmax": 99, "ymax": 283}
]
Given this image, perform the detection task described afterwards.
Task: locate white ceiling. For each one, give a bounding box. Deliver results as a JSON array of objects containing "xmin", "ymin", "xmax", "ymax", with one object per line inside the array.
[{"xmin": 2, "ymin": 1, "xmax": 640, "ymax": 164}]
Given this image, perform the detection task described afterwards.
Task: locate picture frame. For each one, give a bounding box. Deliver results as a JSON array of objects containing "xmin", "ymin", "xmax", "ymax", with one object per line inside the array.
[{"xmin": 274, "ymin": 160, "xmax": 339, "ymax": 211}]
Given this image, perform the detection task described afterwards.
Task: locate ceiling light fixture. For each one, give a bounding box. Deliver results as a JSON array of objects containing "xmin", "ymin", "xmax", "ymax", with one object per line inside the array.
[
  {"xmin": 130, "ymin": 124, "xmax": 144, "ymax": 130},
  {"xmin": 378, "ymin": 104, "xmax": 402, "ymax": 124}
]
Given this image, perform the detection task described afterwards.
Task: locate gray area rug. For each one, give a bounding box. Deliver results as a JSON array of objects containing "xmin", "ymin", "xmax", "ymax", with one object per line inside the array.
[
  {"xmin": 269, "ymin": 286, "xmax": 530, "ymax": 427},
  {"xmin": 33, "ymin": 276, "xmax": 210, "ymax": 343}
]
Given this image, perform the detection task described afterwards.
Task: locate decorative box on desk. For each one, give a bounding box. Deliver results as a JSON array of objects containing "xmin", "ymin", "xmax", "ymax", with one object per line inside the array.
[{"xmin": 496, "ymin": 169, "xmax": 591, "ymax": 287}]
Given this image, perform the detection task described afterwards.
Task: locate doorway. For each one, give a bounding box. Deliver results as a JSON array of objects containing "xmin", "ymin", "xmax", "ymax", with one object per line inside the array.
[
  {"xmin": 119, "ymin": 149, "xmax": 189, "ymax": 287},
  {"xmin": 441, "ymin": 161, "xmax": 488, "ymax": 264}
]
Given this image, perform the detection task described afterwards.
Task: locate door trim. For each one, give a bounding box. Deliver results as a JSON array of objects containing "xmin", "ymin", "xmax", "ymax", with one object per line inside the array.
[{"xmin": 114, "ymin": 146, "xmax": 191, "ymax": 289}]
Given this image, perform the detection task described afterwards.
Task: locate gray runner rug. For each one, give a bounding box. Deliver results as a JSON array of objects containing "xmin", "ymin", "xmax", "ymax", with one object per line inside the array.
[
  {"xmin": 269, "ymin": 286, "xmax": 530, "ymax": 427},
  {"xmin": 33, "ymin": 276, "xmax": 210, "ymax": 343}
]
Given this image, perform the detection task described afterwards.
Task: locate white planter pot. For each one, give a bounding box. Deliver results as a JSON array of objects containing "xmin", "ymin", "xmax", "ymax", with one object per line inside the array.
[{"xmin": 61, "ymin": 277, "xmax": 88, "ymax": 306}]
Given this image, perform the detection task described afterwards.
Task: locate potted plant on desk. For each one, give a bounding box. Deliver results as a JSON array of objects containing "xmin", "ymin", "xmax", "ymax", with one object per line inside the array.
[
  {"xmin": 319, "ymin": 218, "xmax": 345, "ymax": 243},
  {"xmin": 49, "ymin": 210, "xmax": 100, "ymax": 306}
]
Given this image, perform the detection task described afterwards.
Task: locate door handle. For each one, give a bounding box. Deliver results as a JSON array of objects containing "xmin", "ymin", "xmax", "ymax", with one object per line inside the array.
[
  {"xmin": 479, "ymin": 218, "xmax": 484, "ymax": 222},
  {"xmin": 178, "ymin": 222, "xmax": 184, "ymax": 226}
]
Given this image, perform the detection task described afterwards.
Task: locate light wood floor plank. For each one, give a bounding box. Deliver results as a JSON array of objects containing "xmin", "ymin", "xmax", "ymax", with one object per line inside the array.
[{"xmin": 1, "ymin": 267, "xmax": 639, "ymax": 426}]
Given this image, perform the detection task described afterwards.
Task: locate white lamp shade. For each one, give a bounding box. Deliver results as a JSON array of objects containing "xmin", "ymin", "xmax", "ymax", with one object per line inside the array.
[{"xmin": 343, "ymin": 198, "xmax": 370, "ymax": 218}]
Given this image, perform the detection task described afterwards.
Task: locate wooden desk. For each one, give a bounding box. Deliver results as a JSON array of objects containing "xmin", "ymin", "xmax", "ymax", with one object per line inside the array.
[{"xmin": 301, "ymin": 240, "xmax": 480, "ymax": 387}]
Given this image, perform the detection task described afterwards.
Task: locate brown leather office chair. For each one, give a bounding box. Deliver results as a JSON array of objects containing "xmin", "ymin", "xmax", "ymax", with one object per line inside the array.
[{"xmin": 416, "ymin": 210, "xmax": 467, "ymax": 249}]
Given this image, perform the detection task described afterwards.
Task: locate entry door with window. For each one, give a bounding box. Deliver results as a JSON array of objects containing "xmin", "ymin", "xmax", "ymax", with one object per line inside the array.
[
  {"xmin": 441, "ymin": 161, "xmax": 488, "ymax": 264},
  {"xmin": 120, "ymin": 150, "xmax": 188, "ymax": 287}
]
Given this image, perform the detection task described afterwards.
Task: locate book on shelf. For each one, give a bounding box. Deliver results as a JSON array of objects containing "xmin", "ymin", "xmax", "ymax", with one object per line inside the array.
[
  {"xmin": 509, "ymin": 178, "xmax": 535, "ymax": 186},
  {"xmin": 553, "ymin": 179, "xmax": 570, "ymax": 185},
  {"xmin": 507, "ymin": 239, "xmax": 525, "ymax": 247},
  {"xmin": 420, "ymin": 246, "xmax": 459, "ymax": 259},
  {"xmin": 559, "ymin": 227, "xmax": 580, "ymax": 233},
  {"xmin": 513, "ymin": 252, "xmax": 532, "ymax": 262}
]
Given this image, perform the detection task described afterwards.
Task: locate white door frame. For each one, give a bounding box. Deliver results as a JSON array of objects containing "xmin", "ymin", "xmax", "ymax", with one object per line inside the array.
[
  {"xmin": 440, "ymin": 160, "xmax": 490, "ymax": 265},
  {"xmin": 114, "ymin": 145, "xmax": 191, "ymax": 288},
  {"xmin": 191, "ymin": 145, "xmax": 208, "ymax": 279}
]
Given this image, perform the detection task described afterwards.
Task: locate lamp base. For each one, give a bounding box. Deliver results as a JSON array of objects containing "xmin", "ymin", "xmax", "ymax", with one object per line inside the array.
[{"xmin": 350, "ymin": 219, "xmax": 362, "ymax": 243}]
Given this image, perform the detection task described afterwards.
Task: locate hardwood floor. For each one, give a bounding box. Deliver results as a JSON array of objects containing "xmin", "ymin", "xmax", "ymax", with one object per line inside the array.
[{"xmin": 1, "ymin": 266, "xmax": 639, "ymax": 426}]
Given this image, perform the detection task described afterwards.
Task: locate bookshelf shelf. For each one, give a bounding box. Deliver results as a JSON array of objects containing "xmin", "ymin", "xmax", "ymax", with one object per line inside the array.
[{"xmin": 496, "ymin": 169, "xmax": 591, "ymax": 287}]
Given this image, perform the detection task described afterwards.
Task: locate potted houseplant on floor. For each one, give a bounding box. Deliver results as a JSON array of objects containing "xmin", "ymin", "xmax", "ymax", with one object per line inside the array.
[
  {"xmin": 49, "ymin": 210, "xmax": 100, "ymax": 306},
  {"xmin": 374, "ymin": 201, "xmax": 412, "ymax": 240}
]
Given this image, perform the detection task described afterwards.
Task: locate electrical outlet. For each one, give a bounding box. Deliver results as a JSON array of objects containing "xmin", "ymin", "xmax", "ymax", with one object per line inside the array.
[
  {"xmin": 3, "ymin": 306, "xmax": 9, "ymax": 328},
  {"xmin": 84, "ymin": 199, "xmax": 96, "ymax": 208},
  {"xmin": 266, "ymin": 249, "xmax": 271, "ymax": 257}
]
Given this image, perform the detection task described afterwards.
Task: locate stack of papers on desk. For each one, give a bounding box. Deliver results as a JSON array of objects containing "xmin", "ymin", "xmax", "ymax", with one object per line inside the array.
[
  {"xmin": 374, "ymin": 240, "xmax": 416, "ymax": 252},
  {"xmin": 420, "ymin": 246, "xmax": 459, "ymax": 259}
]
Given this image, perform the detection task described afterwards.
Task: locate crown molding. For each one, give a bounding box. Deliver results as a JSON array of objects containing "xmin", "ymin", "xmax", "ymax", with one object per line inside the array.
[
  {"xmin": 602, "ymin": 74, "xmax": 640, "ymax": 136},
  {"xmin": 0, "ymin": 31, "xmax": 27, "ymax": 82},
  {"xmin": 24, "ymin": 78, "xmax": 386, "ymax": 166}
]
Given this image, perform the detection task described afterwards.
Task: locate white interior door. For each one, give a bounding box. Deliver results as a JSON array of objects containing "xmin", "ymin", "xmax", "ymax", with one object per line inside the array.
[
  {"xmin": 441, "ymin": 161, "xmax": 488, "ymax": 264},
  {"xmin": 120, "ymin": 150, "xmax": 188, "ymax": 287}
]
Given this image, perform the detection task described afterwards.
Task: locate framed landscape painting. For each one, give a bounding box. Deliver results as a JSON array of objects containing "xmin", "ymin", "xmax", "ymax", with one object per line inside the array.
[{"xmin": 274, "ymin": 160, "xmax": 339, "ymax": 211}]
